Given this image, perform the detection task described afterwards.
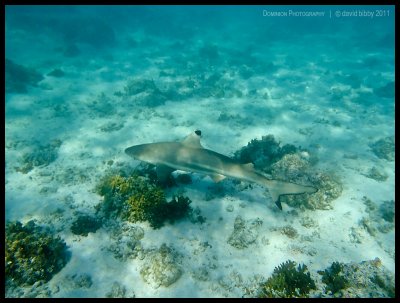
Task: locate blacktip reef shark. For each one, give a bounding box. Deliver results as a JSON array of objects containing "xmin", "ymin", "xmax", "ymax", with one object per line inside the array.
[{"xmin": 125, "ymin": 130, "xmax": 317, "ymax": 210}]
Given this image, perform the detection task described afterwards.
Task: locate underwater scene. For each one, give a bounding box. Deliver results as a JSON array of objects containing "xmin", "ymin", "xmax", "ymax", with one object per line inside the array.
[{"xmin": 5, "ymin": 5, "xmax": 395, "ymax": 298}]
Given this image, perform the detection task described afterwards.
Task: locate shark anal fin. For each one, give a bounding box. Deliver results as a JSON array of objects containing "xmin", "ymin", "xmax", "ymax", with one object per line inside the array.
[
  {"xmin": 211, "ymin": 174, "xmax": 226, "ymax": 183},
  {"xmin": 156, "ymin": 165, "xmax": 175, "ymax": 183}
]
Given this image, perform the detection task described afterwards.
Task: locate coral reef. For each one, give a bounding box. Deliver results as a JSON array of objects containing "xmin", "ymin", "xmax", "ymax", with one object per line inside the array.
[
  {"xmin": 105, "ymin": 281, "xmax": 135, "ymax": 298},
  {"xmin": 282, "ymin": 172, "xmax": 341, "ymax": 211},
  {"xmin": 234, "ymin": 134, "xmax": 342, "ymax": 210},
  {"xmin": 258, "ymin": 260, "xmax": 316, "ymax": 298},
  {"xmin": 270, "ymin": 153, "xmax": 310, "ymax": 182},
  {"xmin": 379, "ymin": 200, "xmax": 395, "ymax": 224},
  {"xmin": 5, "ymin": 220, "xmax": 69, "ymax": 286},
  {"xmin": 365, "ymin": 166, "xmax": 388, "ymax": 182},
  {"xmin": 95, "ymin": 174, "xmax": 193, "ymax": 228},
  {"xmin": 123, "ymin": 78, "xmax": 159, "ymax": 96},
  {"xmin": 53, "ymin": 166, "xmax": 89, "ymax": 185},
  {"xmin": 249, "ymin": 258, "xmax": 394, "ymax": 298},
  {"xmin": 6, "ymin": 58, "xmax": 43, "ymax": 93},
  {"xmin": 123, "ymin": 78, "xmax": 168, "ymax": 107},
  {"xmin": 164, "ymin": 195, "xmax": 193, "ymax": 224},
  {"xmin": 87, "ymin": 93, "xmax": 116, "ymax": 117},
  {"xmin": 99, "ymin": 122, "xmax": 124, "ymax": 133},
  {"xmin": 106, "ymin": 222, "xmax": 145, "ymax": 262},
  {"xmin": 63, "ymin": 273, "xmax": 93, "ymax": 289},
  {"xmin": 322, "ymin": 258, "xmax": 395, "ymax": 298},
  {"xmin": 319, "ymin": 262, "xmax": 349, "ymax": 295},
  {"xmin": 15, "ymin": 139, "xmax": 62, "ymax": 174},
  {"xmin": 280, "ymin": 225, "xmax": 299, "ymax": 239},
  {"xmin": 70, "ymin": 214, "xmax": 102, "ymax": 236},
  {"xmin": 360, "ymin": 197, "xmax": 395, "ymax": 236},
  {"xmin": 369, "ymin": 136, "xmax": 395, "ymax": 161},
  {"xmin": 5, "ymin": 280, "xmax": 52, "ymax": 298},
  {"xmin": 140, "ymin": 244, "xmax": 183, "ymax": 288},
  {"xmin": 233, "ymin": 134, "xmax": 297, "ymax": 173},
  {"xmin": 300, "ymin": 216, "xmax": 318, "ymax": 228},
  {"xmin": 227, "ymin": 216, "xmax": 263, "ymax": 249}
]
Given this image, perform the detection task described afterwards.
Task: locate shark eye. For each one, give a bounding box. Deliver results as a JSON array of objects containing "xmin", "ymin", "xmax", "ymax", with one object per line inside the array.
[{"xmin": 195, "ymin": 130, "xmax": 202, "ymax": 136}]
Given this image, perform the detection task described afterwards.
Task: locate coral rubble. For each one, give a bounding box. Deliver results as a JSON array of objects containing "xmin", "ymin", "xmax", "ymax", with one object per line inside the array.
[
  {"xmin": 227, "ymin": 215, "xmax": 263, "ymax": 249},
  {"xmin": 140, "ymin": 244, "xmax": 183, "ymax": 288}
]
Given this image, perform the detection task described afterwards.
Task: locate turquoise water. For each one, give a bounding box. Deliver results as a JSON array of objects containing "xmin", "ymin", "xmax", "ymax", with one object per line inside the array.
[{"xmin": 5, "ymin": 5, "xmax": 395, "ymax": 298}]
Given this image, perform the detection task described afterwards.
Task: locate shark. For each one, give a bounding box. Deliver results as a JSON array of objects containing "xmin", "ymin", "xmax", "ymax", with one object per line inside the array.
[{"xmin": 125, "ymin": 130, "xmax": 317, "ymax": 209}]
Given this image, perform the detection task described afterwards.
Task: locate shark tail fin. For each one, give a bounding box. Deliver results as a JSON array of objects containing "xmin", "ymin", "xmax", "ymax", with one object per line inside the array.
[{"xmin": 266, "ymin": 180, "xmax": 318, "ymax": 210}]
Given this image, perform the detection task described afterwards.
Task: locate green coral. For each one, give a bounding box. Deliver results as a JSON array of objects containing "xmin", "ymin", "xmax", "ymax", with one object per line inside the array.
[
  {"xmin": 5, "ymin": 220, "xmax": 69, "ymax": 286},
  {"xmin": 259, "ymin": 260, "xmax": 316, "ymax": 298},
  {"xmin": 96, "ymin": 174, "xmax": 192, "ymax": 229},
  {"xmin": 124, "ymin": 182, "xmax": 167, "ymax": 228},
  {"xmin": 319, "ymin": 261, "xmax": 349, "ymax": 294}
]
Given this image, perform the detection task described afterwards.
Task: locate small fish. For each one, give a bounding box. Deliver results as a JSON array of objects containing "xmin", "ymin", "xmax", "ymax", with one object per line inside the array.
[{"xmin": 125, "ymin": 130, "xmax": 317, "ymax": 209}]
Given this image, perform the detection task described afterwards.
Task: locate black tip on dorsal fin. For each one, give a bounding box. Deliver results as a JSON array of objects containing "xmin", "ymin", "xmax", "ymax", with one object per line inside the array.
[{"xmin": 195, "ymin": 130, "xmax": 202, "ymax": 137}]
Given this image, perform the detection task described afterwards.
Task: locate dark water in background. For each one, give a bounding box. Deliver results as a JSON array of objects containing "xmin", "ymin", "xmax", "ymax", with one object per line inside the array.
[
  {"xmin": 5, "ymin": 4, "xmax": 395, "ymax": 173},
  {"xmin": 5, "ymin": 5, "xmax": 395, "ymax": 65},
  {"xmin": 5, "ymin": 5, "xmax": 395, "ymax": 112}
]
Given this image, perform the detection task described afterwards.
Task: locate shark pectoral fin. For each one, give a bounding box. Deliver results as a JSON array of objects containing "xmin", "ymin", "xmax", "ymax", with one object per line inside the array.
[
  {"xmin": 268, "ymin": 186, "xmax": 281, "ymax": 208},
  {"xmin": 156, "ymin": 165, "xmax": 175, "ymax": 183},
  {"xmin": 275, "ymin": 198, "xmax": 283, "ymax": 210},
  {"xmin": 210, "ymin": 174, "xmax": 226, "ymax": 183}
]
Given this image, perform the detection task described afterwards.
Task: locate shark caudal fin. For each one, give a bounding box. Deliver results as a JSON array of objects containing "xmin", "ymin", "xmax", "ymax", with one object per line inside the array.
[{"xmin": 266, "ymin": 180, "xmax": 318, "ymax": 210}]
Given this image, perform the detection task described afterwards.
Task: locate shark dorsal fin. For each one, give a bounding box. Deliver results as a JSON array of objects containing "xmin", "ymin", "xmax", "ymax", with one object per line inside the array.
[{"xmin": 182, "ymin": 130, "xmax": 203, "ymax": 148}]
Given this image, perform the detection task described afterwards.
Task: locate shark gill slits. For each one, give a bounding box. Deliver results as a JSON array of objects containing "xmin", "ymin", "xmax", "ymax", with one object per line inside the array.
[{"xmin": 195, "ymin": 130, "xmax": 202, "ymax": 136}]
